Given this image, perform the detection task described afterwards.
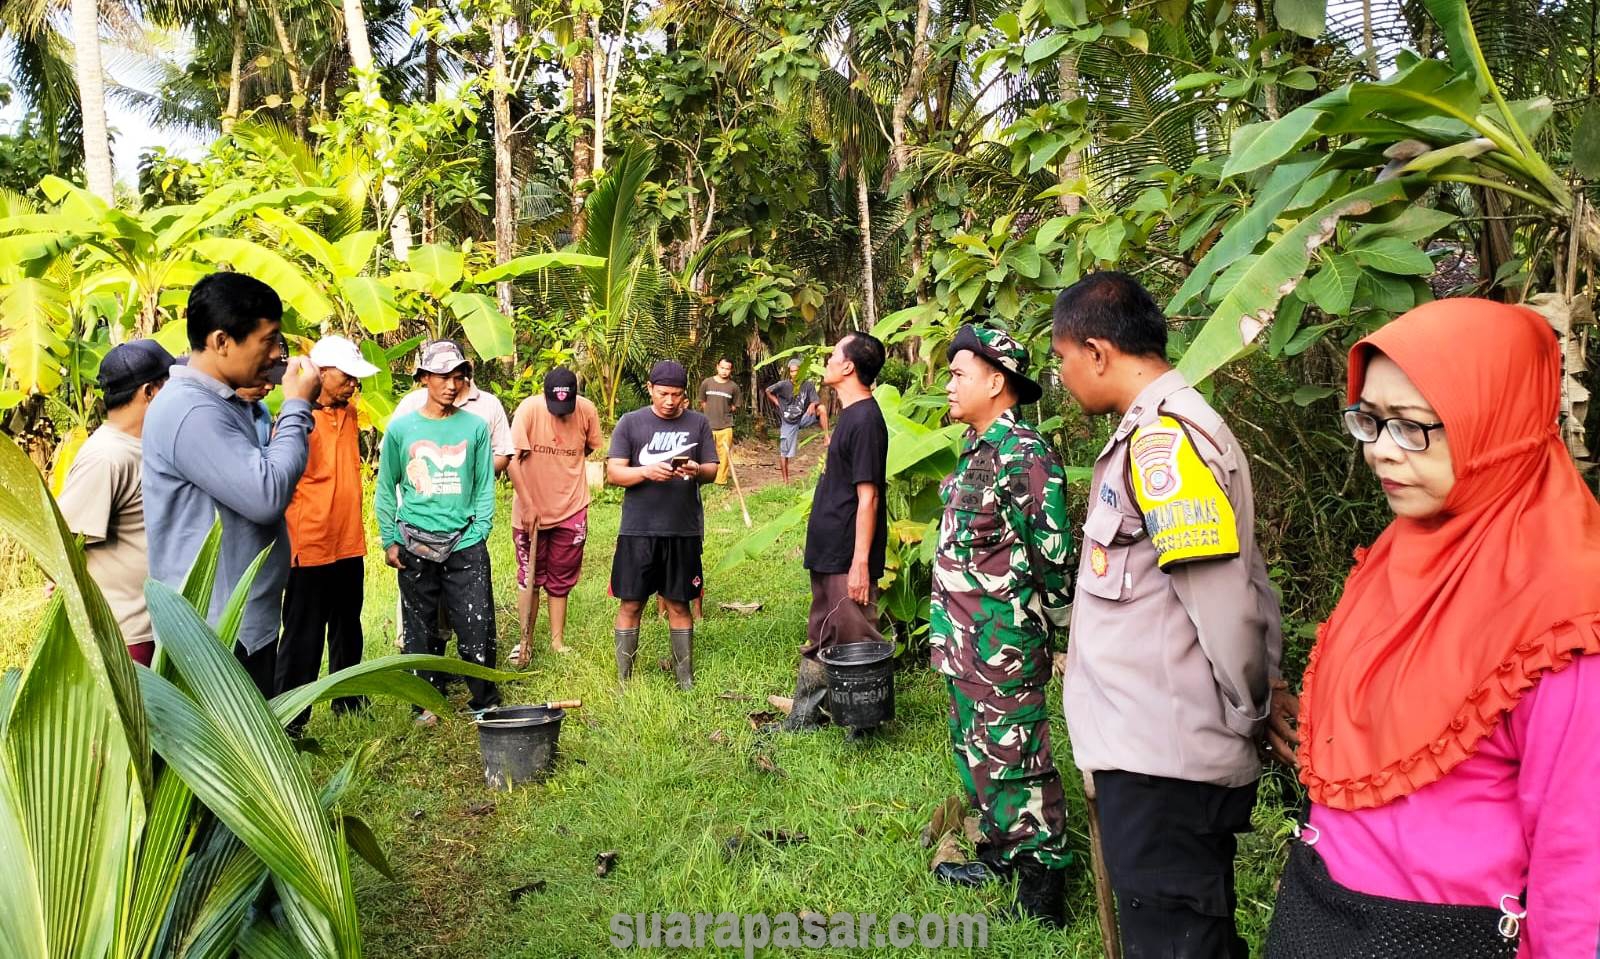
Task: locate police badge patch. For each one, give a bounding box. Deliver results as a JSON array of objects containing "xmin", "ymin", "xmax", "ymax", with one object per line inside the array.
[
  {"xmin": 1130, "ymin": 426, "xmax": 1181, "ymax": 501},
  {"xmin": 1129, "ymin": 416, "xmax": 1240, "ymax": 569}
]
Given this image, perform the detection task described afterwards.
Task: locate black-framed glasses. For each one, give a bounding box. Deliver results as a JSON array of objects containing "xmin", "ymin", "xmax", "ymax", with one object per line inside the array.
[{"xmin": 1343, "ymin": 406, "xmax": 1445, "ymax": 452}]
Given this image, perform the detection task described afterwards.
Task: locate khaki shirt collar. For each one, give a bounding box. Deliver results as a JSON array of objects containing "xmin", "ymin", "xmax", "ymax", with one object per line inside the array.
[{"xmin": 1112, "ymin": 369, "xmax": 1190, "ymax": 442}]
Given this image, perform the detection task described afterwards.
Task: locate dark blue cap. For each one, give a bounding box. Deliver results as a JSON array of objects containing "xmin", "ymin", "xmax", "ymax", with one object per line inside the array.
[
  {"xmin": 648, "ymin": 360, "xmax": 687, "ymax": 388},
  {"xmin": 99, "ymin": 340, "xmax": 177, "ymax": 396}
]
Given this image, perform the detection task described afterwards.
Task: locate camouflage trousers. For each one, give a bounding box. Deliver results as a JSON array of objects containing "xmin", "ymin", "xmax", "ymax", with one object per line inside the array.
[{"xmin": 946, "ymin": 676, "xmax": 1071, "ymax": 868}]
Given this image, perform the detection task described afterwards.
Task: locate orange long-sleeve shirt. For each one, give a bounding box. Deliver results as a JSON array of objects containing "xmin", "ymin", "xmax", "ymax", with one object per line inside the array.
[{"xmin": 286, "ymin": 403, "xmax": 365, "ymax": 567}]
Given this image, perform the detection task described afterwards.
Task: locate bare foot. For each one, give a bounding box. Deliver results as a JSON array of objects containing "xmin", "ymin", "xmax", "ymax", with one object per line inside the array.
[
  {"xmin": 550, "ymin": 639, "xmax": 571, "ymax": 655},
  {"xmin": 414, "ymin": 710, "xmax": 439, "ymax": 727}
]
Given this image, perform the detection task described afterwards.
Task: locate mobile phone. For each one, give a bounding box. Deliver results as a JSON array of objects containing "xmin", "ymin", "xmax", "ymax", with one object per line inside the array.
[
  {"xmin": 262, "ymin": 333, "xmax": 291, "ymax": 385},
  {"xmin": 671, "ymin": 455, "xmax": 691, "ymax": 470}
]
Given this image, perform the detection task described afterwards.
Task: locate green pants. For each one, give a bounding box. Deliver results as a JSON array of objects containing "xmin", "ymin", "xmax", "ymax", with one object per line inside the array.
[{"xmin": 946, "ymin": 676, "xmax": 1071, "ymax": 868}]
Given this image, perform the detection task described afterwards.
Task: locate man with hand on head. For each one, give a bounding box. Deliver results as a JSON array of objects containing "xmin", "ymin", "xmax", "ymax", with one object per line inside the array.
[
  {"xmin": 277, "ymin": 336, "xmax": 380, "ymax": 734},
  {"xmin": 766, "ymin": 357, "xmax": 826, "ymax": 483},
  {"xmin": 143, "ymin": 271, "xmax": 320, "ymax": 696},
  {"xmin": 607, "ymin": 360, "xmax": 718, "ymax": 691}
]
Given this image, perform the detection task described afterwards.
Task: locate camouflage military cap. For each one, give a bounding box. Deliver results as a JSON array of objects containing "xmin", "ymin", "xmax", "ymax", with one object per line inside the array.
[{"xmin": 949, "ymin": 324, "xmax": 1044, "ymax": 404}]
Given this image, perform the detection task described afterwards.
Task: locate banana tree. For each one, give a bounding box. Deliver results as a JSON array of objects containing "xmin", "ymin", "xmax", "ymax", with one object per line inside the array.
[
  {"xmin": 254, "ymin": 210, "xmax": 401, "ymax": 336},
  {"xmin": 386, "ymin": 241, "xmax": 603, "ymax": 362},
  {"xmin": 1172, "ymin": 0, "xmax": 1598, "ymax": 385},
  {"xmin": 0, "ymin": 429, "xmax": 513, "ymax": 958},
  {"xmin": 0, "ymin": 177, "xmax": 340, "ymax": 339},
  {"xmin": 556, "ymin": 143, "xmax": 687, "ymax": 419}
]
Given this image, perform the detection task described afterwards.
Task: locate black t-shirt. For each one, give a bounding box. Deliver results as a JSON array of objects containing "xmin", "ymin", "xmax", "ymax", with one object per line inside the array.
[
  {"xmin": 804, "ymin": 397, "xmax": 889, "ymax": 576},
  {"xmin": 608, "ymin": 407, "xmax": 719, "ymax": 537}
]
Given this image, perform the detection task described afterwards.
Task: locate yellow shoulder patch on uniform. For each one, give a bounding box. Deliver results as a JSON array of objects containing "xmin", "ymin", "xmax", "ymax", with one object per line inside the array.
[{"xmin": 1129, "ymin": 416, "xmax": 1239, "ymax": 569}]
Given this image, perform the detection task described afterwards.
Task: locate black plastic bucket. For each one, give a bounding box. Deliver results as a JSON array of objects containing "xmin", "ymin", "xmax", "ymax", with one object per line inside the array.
[
  {"xmin": 818, "ymin": 641, "xmax": 896, "ymax": 731},
  {"xmin": 476, "ymin": 705, "xmax": 564, "ymax": 788}
]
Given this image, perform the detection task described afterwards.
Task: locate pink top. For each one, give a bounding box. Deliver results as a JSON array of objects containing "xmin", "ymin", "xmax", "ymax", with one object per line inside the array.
[{"xmin": 1309, "ymin": 653, "xmax": 1600, "ymax": 957}]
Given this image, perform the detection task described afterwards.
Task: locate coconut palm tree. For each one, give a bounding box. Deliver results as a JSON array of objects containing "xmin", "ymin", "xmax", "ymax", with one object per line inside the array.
[{"xmin": 69, "ymin": 0, "xmax": 115, "ymax": 200}]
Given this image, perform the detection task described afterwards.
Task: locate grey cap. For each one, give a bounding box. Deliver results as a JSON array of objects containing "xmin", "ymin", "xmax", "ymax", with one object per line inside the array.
[{"xmin": 414, "ymin": 339, "xmax": 472, "ymax": 377}]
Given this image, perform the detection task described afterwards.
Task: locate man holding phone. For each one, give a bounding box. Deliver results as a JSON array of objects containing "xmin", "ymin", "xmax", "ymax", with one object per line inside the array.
[{"xmin": 607, "ymin": 360, "xmax": 718, "ymax": 691}]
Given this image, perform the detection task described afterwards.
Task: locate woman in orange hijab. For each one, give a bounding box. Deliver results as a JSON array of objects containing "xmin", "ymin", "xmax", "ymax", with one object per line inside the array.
[{"xmin": 1267, "ymin": 299, "xmax": 1600, "ymax": 957}]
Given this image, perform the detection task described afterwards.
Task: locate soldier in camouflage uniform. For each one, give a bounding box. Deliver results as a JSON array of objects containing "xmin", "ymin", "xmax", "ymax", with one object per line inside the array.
[{"xmin": 930, "ymin": 324, "xmax": 1074, "ymax": 928}]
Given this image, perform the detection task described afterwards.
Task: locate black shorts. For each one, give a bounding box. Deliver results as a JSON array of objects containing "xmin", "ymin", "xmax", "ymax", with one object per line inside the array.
[{"xmin": 610, "ymin": 535, "xmax": 704, "ymax": 603}]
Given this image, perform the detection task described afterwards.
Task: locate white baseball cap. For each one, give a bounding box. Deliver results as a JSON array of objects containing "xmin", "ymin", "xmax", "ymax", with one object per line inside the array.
[{"xmin": 309, "ymin": 335, "xmax": 380, "ymax": 378}]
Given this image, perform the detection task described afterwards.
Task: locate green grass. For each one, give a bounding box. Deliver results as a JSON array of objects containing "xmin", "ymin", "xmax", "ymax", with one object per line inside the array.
[{"xmin": 0, "ymin": 481, "xmax": 1294, "ymax": 957}]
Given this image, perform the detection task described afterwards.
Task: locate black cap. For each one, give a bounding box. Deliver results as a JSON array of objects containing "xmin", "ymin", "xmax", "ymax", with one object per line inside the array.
[
  {"xmin": 648, "ymin": 360, "xmax": 687, "ymax": 388},
  {"xmin": 99, "ymin": 340, "xmax": 177, "ymax": 397},
  {"xmin": 544, "ymin": 367, "xmax": 579, "ymax": 416}
]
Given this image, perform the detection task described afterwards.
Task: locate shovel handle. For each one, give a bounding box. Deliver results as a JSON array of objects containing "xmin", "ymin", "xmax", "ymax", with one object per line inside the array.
[{"xmin": 544, "ymin": 699, "xmax": 582, "ymax": 710}]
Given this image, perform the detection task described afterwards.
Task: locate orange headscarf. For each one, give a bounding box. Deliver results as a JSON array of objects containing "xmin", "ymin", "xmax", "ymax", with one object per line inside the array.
[{"xmin": 1299, "ymin": 298, "xmax": 1600, "ymax": 810}]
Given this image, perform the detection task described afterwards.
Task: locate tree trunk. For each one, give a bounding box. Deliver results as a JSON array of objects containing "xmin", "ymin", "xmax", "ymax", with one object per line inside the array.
[
  {"xmin": 71, "ymin": 0, "xmax": 115, "ymax": 201},
  {"xmin": 138, "ymin": 286, "xmax": 161, "ymax": 338},
  {"xmin": 425, "ymin": 4, "xmax": 438, "ymax": 102},
  {"xmin": 1254, "ymin": 0, "xmax": 1280, "ymax": 120},
  {"xmin": 887, "ymin": 0, "xmax": 932, "ymax": 180},
  {"xmin": 342, "ymin": 0, "xmax": 412, "ymax": 261},
  {"xmin": 570, "ymin": 5, "xmax": 593, "ymax": 241},
  {"xmin": 268, "ymin": 0, "xmax": 307, "ymax": 135},
  {"xmin": 422, "ymin": 0, "xmax": 438, "ymax": 243},
  {"xmin": 491, "ymin": 15, "xmax": 516, "ymax": 319},
  {"xmin": 1361, "ymin": 0, "xmax": 1378, "ymax": 76},
  {"xmin": 222, "ymin": 3, "xmax": 245, "ymax": 134},
  {"xmin": 590, "ymin": 15, "xmax": 608, "ymax": 174},
  {"xmin": 856, "ymin": 163, "xmax": 878, "ymax": 328},
  {"xmin": 1057, "ymin": 51, "xmax": 1083, "ymax": 215},
  {"xmin": 747, "ymin": 327, "xmax": 767, "ymax": 437}
]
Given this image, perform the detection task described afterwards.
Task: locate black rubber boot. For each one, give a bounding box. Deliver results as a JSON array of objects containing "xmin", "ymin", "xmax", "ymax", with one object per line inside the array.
[
  {"xmin": 780, "ymin": 657, "xmax": 830, "ymax": 732},
  {"xmin": 669, "ymin": 627, "xmax": 694, "ymax": 690},
  {"xmin": 1010, "ymin": 857, "xmax": 1067, "ymax": 929},
  {"xmin": 614, "ymin": 627, "xmax": 640, "ymax": 684},
  {"xmin": 934, "ymin": 858, "xmax": 1014, "ymax": 888}
]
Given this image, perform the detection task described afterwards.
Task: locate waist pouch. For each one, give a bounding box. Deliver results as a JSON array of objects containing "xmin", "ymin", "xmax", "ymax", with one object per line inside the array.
[
  {"xmin": 399, "ymin": 519, "xmax": 471, "ymax": 564},
  {"xmin": 1267, "ymin": 838, "xmax": 1519, "ymax": 959}
]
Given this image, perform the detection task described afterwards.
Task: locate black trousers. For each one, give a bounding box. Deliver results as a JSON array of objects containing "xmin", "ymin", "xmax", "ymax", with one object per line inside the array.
[
  {"xmin": 397, "ymin": 540, "xmax": 500, "ymax": 711},
  {"xmin": 233, "ymin": 641, "xmax": 276, "ymax": 700},
  {"xmin": 277, "ymin": 557, "xmax": 367, "ymax": 734},
  {"xmin": 1094, "ymin": 771, "xmax": 1259, "ymax": 959}
]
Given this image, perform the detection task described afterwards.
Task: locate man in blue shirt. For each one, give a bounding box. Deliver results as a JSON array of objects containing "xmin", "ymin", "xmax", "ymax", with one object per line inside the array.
[{"xmin": 143, "ymin": 271, "xmax": 320, "ymax": 696}]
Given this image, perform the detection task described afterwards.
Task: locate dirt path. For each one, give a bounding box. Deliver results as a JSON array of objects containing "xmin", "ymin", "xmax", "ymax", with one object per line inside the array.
[{"xmin": 722, "ymin": 426, "xmax": 826, "ymax": 493}]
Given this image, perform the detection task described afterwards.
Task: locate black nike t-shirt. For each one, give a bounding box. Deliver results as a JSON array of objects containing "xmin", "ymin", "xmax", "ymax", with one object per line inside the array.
[
  {"xmin": 608, "ymin": 407, "xmax": 719, "ymax": 537},
  {"xmin": 804, "ymin": 397, "xmax": 889, "ymax": 576}
]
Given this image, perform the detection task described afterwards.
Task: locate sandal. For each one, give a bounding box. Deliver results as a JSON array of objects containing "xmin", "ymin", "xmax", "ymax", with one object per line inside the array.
[{"xmin": 509, "ymin": 643, "xmax": 532, "ymax": 669}]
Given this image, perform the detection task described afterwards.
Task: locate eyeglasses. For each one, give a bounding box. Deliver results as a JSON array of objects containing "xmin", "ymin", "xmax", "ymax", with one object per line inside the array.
[{"xmin": 1343, "ymin": 407, "xmax": 1445, "ymax": 452}]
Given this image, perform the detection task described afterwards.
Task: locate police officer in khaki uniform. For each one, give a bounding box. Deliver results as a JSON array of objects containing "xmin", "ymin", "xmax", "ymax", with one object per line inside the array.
[{"xmin": 1051, "ymin": 272, "xmax": 1283, "ymax": 958}]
